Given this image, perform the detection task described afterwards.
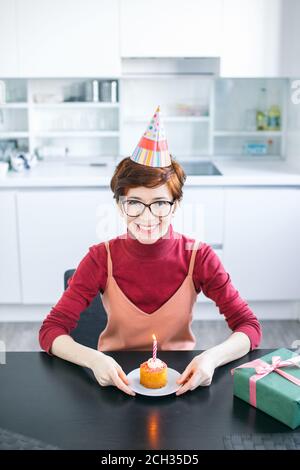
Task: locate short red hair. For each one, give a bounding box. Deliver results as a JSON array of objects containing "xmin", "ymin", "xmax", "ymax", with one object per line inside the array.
[{"xmin": 110, "ymin": 156, "xmax": 186, "ymax": 202}]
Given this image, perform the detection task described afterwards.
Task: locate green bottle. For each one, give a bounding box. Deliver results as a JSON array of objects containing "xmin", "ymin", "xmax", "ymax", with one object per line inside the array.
[{"xmin": 256, "ymin": 87, "xmax": 268, "ymax": 131}]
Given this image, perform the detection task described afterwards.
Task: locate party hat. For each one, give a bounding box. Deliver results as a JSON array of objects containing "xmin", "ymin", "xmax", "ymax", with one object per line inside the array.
[{"xmin": 131, "ymin": 106, "xmax": 171, "ymax": 167}]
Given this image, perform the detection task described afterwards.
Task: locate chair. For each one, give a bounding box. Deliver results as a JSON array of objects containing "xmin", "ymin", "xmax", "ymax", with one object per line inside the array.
[{"xmin": 64, "ymin": 269, "xmax": 107, "ymax": 350}]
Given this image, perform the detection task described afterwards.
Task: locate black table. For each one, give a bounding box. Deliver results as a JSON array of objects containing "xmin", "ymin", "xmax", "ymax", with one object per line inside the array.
[{"xmin": 0, "ymin": 350, "xmax": 297, "ymax": 450}]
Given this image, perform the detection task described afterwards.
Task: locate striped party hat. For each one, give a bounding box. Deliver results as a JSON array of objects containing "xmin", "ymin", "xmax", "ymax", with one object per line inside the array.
[{"xmin": 131, "ymin": 106, "xmax": 171, "ymax": 167}]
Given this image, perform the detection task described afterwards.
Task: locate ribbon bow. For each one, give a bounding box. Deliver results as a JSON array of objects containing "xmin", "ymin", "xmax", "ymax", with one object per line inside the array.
[
  {"xmin": 255, "ymin": 356, "xmax": 295, "ymax": 375},
  {"xmin": 232, "ymin": 354, "xmax": 300, "ymax": 407}
]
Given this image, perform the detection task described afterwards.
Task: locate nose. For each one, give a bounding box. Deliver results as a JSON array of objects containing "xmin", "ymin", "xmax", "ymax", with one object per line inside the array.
[{"xmin": 137, "ymin": 205, "xmax": 158, "ymax": 223}]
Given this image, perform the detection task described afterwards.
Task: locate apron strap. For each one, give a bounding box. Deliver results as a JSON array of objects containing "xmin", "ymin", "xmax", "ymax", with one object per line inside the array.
[
  {"xmin": 104, "ymin": 241, "xmax": 113, "ymax": 278},
  {"xmin": 105, "ymin": 238, "xmax": 201, "ymax": 278},
  {"xmin": 188, "ymin": 240, "xmax": 202, "ymax": 276}
]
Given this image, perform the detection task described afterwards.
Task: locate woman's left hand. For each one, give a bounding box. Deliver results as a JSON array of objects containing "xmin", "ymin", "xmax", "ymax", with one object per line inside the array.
[{"xmin": 175, "ymin": 353, "xmax": 216, "ymax": 396}]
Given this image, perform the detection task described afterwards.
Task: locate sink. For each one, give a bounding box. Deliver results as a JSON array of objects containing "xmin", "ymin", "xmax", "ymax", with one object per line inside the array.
[
  {"xmin": 179, "ymin": 161, "xmax": 222, "ymax": 176},
  {"xmin": 66, "ymin": 160, "xmax": 222, "ymax": 175},
  {"xmin": 89, "ymin": 162, "xmax": 107, "ymax": 167},
  {"xmin": 65, "ymin": 161, "xmax": 108, "ymax": 167}
]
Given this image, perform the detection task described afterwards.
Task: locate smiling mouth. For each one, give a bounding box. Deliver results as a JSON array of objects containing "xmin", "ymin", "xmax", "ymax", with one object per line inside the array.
[{"xmin": 135, "ymin": 223, "xmax": 160, "ymax": 232}]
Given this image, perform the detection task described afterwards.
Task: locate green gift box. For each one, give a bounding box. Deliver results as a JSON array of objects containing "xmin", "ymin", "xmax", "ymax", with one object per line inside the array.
[{"xmin": 232, "ymin": 348, "xmax": 300, "ymax": 429}]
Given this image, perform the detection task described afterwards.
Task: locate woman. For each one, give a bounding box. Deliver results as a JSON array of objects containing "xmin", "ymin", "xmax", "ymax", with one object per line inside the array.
[{"xmin": 39, "ymin": 107, "xmax": 262, "ymax": 397}]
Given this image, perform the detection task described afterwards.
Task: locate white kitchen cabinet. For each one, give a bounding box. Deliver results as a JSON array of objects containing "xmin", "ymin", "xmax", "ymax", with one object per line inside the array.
[
  {"xmin": 17, "ymin": 189, "xmax": 121, "ymax": 304},
  {"xmin": 0, "ymin": 0, "xmax": 19, "ymax": 77},
  {"xmin": 120, "ymin": 0, "xmax": 223, "ymax": 58},
  {"xmin": 16, "ymin": 0, "xmax": 120, "ymax": 77},
  {"xmin": 221, "ymin": 0, "xmax": 282, "ymax": 77},
  {"xmin": 173, "ymin": 188, "xmax": 224, "ymax": 245},
  {"xmin": 223, "ymin": 188, "xmax": 300, "ymax": 301},
  {"xmin": 0, "ymin": 191, "xmax": 22, "ymax": 303},
  {"xmin": 280, "ymin": 0, "xmax": 300, "ymax": 77}
]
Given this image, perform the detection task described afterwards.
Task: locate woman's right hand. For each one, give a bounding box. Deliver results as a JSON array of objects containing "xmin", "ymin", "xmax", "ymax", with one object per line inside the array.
[{"xmin": 90, "ymin": 352, "xmax": 136, "ymax": 396}]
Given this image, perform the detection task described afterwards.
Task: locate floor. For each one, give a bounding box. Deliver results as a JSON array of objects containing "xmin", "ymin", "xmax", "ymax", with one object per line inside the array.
[{"xmin": 1, "ymin": 320, "xmax": 300, "ymax": 351}]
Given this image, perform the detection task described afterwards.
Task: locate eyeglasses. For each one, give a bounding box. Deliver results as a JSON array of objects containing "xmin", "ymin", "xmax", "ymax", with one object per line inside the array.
[{"xmin": 121, "ymin": 199, "xmax": 175, "ymax": 218}]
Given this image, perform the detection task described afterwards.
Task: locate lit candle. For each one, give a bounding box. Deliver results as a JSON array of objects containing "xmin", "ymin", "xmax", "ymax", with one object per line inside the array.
[{"xmin": 152, "ymin": 334, "xmax": 157, "ymax": 362}]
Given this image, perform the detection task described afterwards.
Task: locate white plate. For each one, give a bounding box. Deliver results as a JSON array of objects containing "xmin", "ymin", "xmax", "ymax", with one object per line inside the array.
[{"xmin": 127, "ymin": 367, "xmax": 181, "ymax": 396}]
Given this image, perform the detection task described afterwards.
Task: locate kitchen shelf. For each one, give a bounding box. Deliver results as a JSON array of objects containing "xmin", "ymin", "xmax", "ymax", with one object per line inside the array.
[
  {"xmin": 121, "ymin": 74, "xmax": 215, "ymax": 80},
  {"xmin": 0, "ymin": 131, "xmax": 29, "ymax": 138},
  {"xmin": 213, "ymin": 154, "xmax": 284, "ymax": 162},
  {"xmin": 33, "ymin": 131, "xmax": 119, "ymax": 138},
  {"xmin": 212, "ymin": 78, "xmax": 287, "ymax": 159},
  {"xmin": 0, "ymin": 103, "xmax": 28, "ymax": 109},
  {"xmin": 124, "ymin": 116, "xmax": 209, "ymax": 123},
  {"xmin": 32, "ymin": 102, "xmax": 119, "ymax": 109},
  {"xmin": 19, "ymin": 78, "xmax": 121, "ymax": 159},
  {"xmin": 213, "ymin": 130, "xmax": 282, "ymax": 137},
  {"xmin": 120, "ymin": 73, "xmax": 212, "ymax": 157},
  {"xmin": 0, "ymin": 76, "xmax": 289, "ymax": 162}
]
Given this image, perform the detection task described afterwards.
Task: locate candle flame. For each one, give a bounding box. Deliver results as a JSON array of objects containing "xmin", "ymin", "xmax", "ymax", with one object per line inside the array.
[{"xmin": 152, "ymin": 334, "xmax": 156, "ymax": 341}]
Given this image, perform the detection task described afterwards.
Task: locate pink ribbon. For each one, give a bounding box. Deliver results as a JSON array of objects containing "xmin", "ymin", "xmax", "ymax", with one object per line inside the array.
[{"xmin": 232, "ymin": 355, "xmax": 300, "ymax": 407}]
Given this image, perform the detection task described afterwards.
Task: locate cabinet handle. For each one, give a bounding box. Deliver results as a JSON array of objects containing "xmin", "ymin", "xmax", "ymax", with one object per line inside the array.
[{"xmin": 210, "ymin": 243, "xmax": 223, "ymax": 250}]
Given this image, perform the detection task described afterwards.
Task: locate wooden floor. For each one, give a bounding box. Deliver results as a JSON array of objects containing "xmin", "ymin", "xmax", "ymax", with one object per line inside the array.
[{"xmin": 1, "ymin": 320, "xmax": 300, "ymax": 351}]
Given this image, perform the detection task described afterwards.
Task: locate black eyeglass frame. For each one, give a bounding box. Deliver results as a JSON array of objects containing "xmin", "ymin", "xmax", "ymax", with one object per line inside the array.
[{"xmin": 121, "ymin": 199, "xmax": 176, "ymax": 218}]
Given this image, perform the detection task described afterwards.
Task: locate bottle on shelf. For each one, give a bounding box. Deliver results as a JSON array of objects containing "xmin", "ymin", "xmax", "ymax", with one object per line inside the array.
[
  {"xmin": 256, "ymin": 87, "xmax": 268, "ymax": 131},
  {"xmin": 92, "ymin": 80, "xmax": 99, "ymax": 102},
  {"xmin": 99, "ymin": 80, "xmax": 118, "ymax": 103},
  {"xmin": 83, "ymin": 80, "xmax": 100, "ymax": 102},
  {"xmin": 267, "ymin": 105, "xmax": 281, "ymax": 131}
]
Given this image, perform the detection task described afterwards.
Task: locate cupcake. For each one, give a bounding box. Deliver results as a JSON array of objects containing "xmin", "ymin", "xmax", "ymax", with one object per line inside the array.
[{"xmin": 140, "ymin": 357, "xmax": 168, "ymax": 389}]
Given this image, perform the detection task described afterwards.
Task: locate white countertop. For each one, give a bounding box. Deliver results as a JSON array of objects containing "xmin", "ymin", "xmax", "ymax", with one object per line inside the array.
[{"xmin": 1, "ymin": 159, "xmax": 300, "ymax": 188}]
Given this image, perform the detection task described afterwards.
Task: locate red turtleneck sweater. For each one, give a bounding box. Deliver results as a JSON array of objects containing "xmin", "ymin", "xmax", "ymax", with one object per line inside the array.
[{"xmin": 39, "ymin": 225, "xmax": 262, "ymax": 353}]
